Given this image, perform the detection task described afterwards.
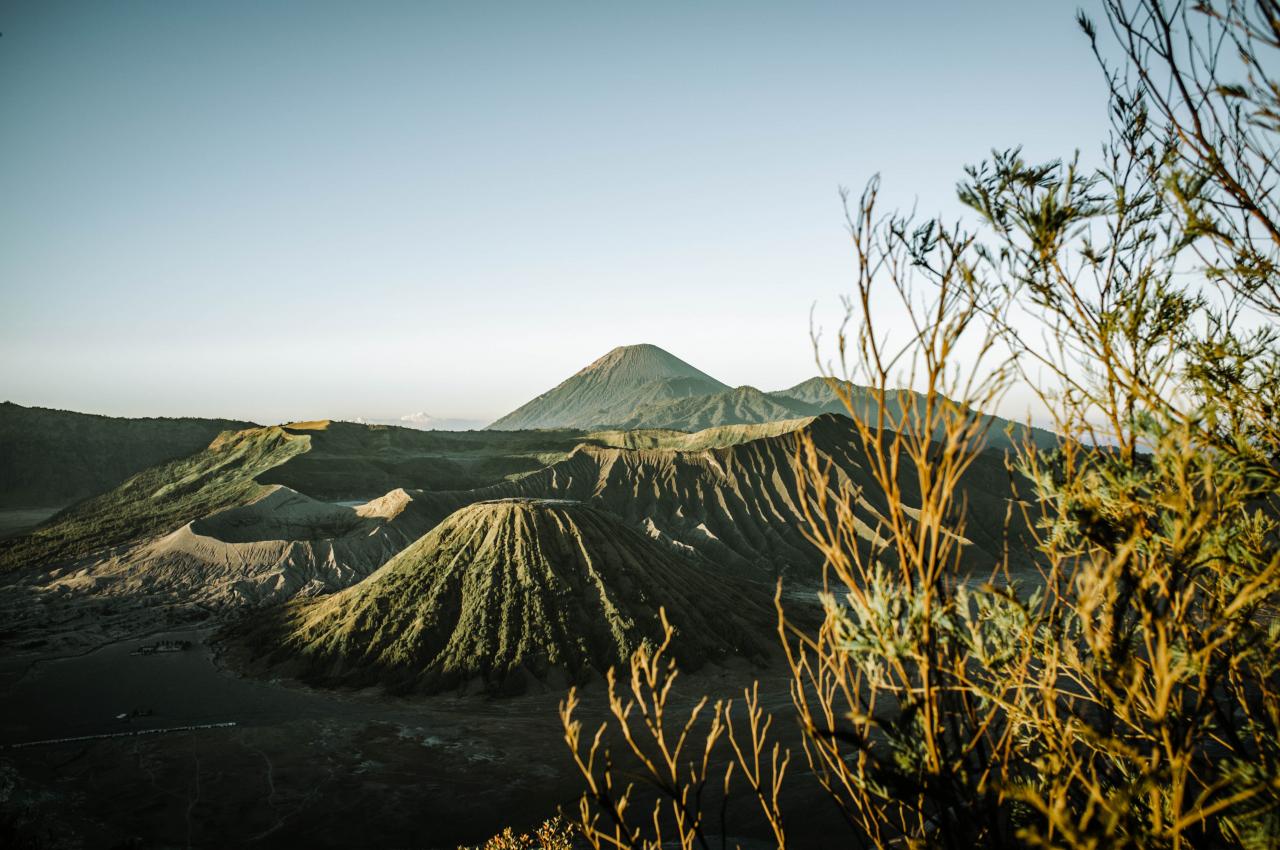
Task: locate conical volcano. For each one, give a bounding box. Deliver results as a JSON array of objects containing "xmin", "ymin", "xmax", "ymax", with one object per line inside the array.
[
  {"xmin": 231, "ymin": 498, "xmax": 773, "ymax": 694},
  {"xmin": 487, "ymin": 344, "xmax": 729, "ymax": 430}
]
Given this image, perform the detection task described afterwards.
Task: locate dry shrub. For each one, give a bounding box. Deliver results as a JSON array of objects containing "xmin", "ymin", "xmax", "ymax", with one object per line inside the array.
[
  {"xmin": 559, "ymin": 2, "xmax": 1280, "ymax": 848},
  {"xmin": 460, "ymin": 816, "xmax": 578, "ymax": 850}
]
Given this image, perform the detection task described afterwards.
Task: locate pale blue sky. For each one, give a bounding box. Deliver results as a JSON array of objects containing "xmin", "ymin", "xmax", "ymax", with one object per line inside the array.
[{"xmin": 0, "ymin": 1, "xmax": 1109, "ymax": 424}]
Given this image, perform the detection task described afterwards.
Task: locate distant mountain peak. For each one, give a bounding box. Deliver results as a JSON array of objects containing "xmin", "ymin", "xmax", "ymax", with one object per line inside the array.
[
  {"xmin": 574, "ymin": 344, "xmax": 720, "ymax": 383},
  {"xmin": 486, "ymin": 344, "xmax": 729, "ymax": 431},
  {"xmin": 351, "ymin": 413, "xmax": 487, "ymax": 431}
]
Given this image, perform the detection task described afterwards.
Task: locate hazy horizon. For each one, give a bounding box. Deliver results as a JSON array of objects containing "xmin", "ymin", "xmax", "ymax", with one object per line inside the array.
[{"xmin": 1, "ymin": 1, "xmax": 1110, "ymax": 424}]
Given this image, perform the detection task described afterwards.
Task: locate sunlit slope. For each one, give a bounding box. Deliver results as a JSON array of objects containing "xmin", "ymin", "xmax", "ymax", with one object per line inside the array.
[
  {"xmin": 0, "ymin": 426, "xmax": 310, "ymax": 571},
  {"xmin": 585, "ymin": 417, "xmax": 815, "ymax": 451},
  {"xmin": 45, "ymin": 485, "xmax": 439, "ymax": 608},
  {"xmin": 612, "ymin": 385, "xmax": 817, "ymax": 431},
  {"xmin": 420, "ymin": 414, "xmax": 1031, "ymax": 579},
  {"xmin": 255, "ymin": 420, "xmax": 589, "ymax": 498},
  {"xmin": 2, "ymin": 410, "xmax": 1032, "ymax": 585},
  {"xmin": 0, "ymin": 401, "xmax": 256, "ymax": 509},
  {"xmin": 0, "ymin": 421, "xmax": 594, "ymax": 572},
  {"xmin": 231, "ymin": 498, "xmax": 774, "ymax": 695},
  {"xmin": 487, "ymin": 344, "xmax": 730, "ymax": 430}
]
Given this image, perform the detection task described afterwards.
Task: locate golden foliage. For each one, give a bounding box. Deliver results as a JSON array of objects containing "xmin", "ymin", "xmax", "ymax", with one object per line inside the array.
[
  {"xmin": 460, "ymin": 816, "xmax": 578, "ymax": 850},
  {"xmin": 558, "ymin": 2, "xmax": 1280, "ymax": 847}
]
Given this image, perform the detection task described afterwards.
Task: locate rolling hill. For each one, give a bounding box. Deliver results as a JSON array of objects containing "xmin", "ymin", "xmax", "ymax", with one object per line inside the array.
[
  {"xmin": 0, "ymin": 425, "xmax": 311, "ymax": 572},
  {"xmin": 43, "ymin": 485, "xmax": 441, "ymax": 609},
  {"xmin": 2, "ymin": 404, "xmax": 1037, "ymax": 633},
  {"xmin": 0, "ymin": 411, "xmax": 818, "ymax": 577},
  {"xmin": 1, "ymin": 392, "xmax": 1036, "ymax": 650},
  {"xmin": 0, "ymin": 420, "xmax": 594, "ymax": 572},
  {"xmin": 0, "ymin": 402, "xmax": 255, "ymax": 509},
  {"xmin": 227, "ymin": 498, "xmax": 774, "ymax": 695}
]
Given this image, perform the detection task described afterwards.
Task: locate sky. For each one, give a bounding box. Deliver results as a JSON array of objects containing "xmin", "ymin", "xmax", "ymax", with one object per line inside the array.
[{"xmin": 0, "ymin": 1, "xmax": 1112, "ymax": 425}]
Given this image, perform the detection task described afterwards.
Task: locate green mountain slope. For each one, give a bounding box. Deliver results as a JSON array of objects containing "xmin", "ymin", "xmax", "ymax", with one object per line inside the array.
[
  {"xmin": 486, "ymin": 344, "xmax": 729, "ymax": 430},
  {"xmin": 0, "ymin": 420, "xmax": 600, "ymax": 572},
  {"xmin": 228, "ymin": 498, "xmax": 773, "ymax": 695},
  {"xmin": 418, "ymin": 414, "xmax": 1032, "ymax": 581},
  {"xmin": 0, "ymin": 426, "xmax": 310, "ymax": 571},
  {"xmin": 0, "ymin": 402, "xmax": 255, "ymax": 509},
  {"xmin": 585, "ymin": 417, "xmax": 816, "ymax": 451},
  {"xmin": 769, "ymin": 377, "xmax": 1061, "ymax": 451},
  {"xmin": 614, "ymin": 385, "xmax": 818, "ymax": 431},
  {"xmin": 483, "ymin": 349, "xmax": 1062, "ymax": 449},
  {"xmin": 1, "ymin": 402, "xmax": 1038, "ymax": 599}
]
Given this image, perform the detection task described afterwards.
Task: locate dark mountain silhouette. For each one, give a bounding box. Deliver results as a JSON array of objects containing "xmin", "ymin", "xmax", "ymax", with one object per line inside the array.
[{"xmin": 0, "ymin": 401, "xmax": 255, "ymax": 509}]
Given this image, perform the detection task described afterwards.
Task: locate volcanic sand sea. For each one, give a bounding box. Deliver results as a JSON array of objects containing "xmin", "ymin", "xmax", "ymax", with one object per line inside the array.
[
  {"xmin": 0, "ymin": 627, "xmax": 584, "ymax": 845},
  {"xmin": 0, "ymin": 507, "xmax": 61, "ymax": 541},
  {"xmin": 0, "ymin": 628, "xmax": 324, "ymax": 744},
  {"xmin": 0, "ymin": 623, "xmax": 837, "ymax": 847}
]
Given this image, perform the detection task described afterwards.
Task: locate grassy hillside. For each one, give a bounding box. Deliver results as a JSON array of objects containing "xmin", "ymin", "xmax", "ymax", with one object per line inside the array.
[
  {"xmin": 228, "ymin": 498, "xmax": 774, "ymax": 695},
  {"xmin": 0, "ymin": 420, "xmax": 597, "ymax": 573},
  {"xmin": 0, "ymin": 402, "xmax": 255, "ymax": 509},
  {"xmin": 0, "ymin": 410, "xmax": 1036, "ymax": 587},
  {"xmin": 257, "ymin": 420, "xmax": 590, "ymax": 498},
  {"xmin": 613, "ymin": 385, "xmax": 818, "ymax": 431},
  {"xmin": 0, "ymin": 426, "xmax": 309, "ymax": 571}
]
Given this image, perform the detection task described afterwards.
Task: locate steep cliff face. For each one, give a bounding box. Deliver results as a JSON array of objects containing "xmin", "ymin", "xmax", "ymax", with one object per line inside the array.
[{"xmin": 420, "ymin": 414, "xmax": 1032, "ymax": 581}]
